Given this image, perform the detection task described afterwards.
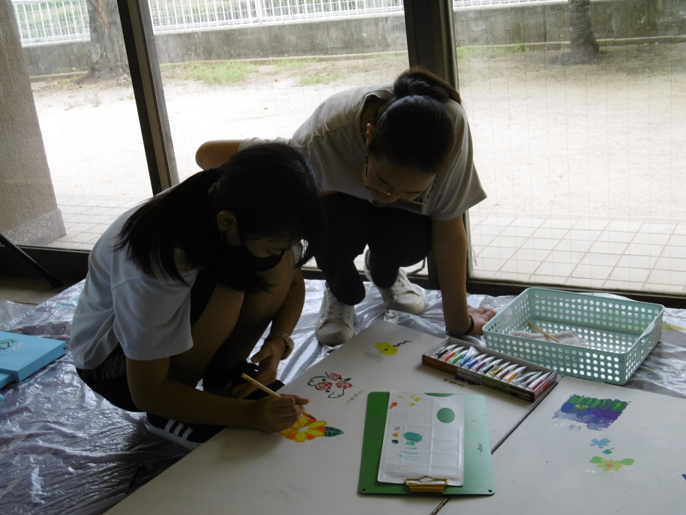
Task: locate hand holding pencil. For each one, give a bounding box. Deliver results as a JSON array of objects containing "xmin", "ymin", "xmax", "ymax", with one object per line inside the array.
[{"xmin": 241, "ymin": 373, "xmax": 316, "ymax": 431}]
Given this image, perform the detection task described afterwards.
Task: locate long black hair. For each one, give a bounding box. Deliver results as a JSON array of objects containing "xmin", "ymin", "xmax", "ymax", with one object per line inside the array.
[
  {"xmin": 117, "ymin": 143, "xmax": 326, "ymax": 291},
  {"xmin": 369, "ymin": 67, "xmax": 461, "ymax": 173}
]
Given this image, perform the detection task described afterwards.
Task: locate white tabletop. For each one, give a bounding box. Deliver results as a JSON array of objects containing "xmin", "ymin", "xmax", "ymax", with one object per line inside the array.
[
  {"xmin": 439, "ymin": 375, "xmax": 686, "ymax": 514},
  {"xmin": 107, "ymin": 322, "xmax": 537, "ymax": 515}
]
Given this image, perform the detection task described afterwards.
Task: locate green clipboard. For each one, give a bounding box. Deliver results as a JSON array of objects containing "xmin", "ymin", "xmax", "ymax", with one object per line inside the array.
[{"xmin": 358, "ymin": 392, "xmax": 495, "ymax": 496}]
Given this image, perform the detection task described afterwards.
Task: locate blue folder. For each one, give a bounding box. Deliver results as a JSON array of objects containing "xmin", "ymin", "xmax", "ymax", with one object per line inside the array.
[{"xmin": 0, "ymin": 331, "xmax": 67, "ymax": 388}]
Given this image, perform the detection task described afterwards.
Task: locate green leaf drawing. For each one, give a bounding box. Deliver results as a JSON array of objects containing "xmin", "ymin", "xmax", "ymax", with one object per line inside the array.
[
  {"xmin": 590, "ymin": 456, "xmax": 603, "ymax": 464},
  {"xmin": 343, "ymin": 378, "xmax": 351, "ymax": 381},
  {"xmin": 620, "ymin": 458, "xmax": 635, "ymax": 466},
  {"xmin": 324, "ymin": 427, "xmax": 344, "ymax": 437}
]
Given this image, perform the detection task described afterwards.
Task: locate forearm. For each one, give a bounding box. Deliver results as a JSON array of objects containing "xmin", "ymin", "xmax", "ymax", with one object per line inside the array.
[
  {"xmin": 435, "ymin": 252, "xmax": 472, "ymax": 335},
  {"xmin": 195, "ymin": 139, "xmax": 243, "ymax": 170},
  {"xmin": 132, "ymin": 376, "xmax": 255, "ymax": 427},
  {"xmin": 432, "ymin": 219, "xmax": 472, "ymax": 335}
]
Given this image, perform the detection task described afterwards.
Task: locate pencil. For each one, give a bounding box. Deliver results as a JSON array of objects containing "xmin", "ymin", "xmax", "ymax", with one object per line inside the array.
[
  {"xmin": 240, "ymin": 373, "xmax": 316, "ymax": 420},
  {"xmin": 528, "ymin": 321, "xmax": 560, "ymax": 343}
]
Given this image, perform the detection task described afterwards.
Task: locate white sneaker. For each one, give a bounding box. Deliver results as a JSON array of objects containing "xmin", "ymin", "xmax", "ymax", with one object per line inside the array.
[
  {"xmin": 364, "ymin": 261, "xmax": 425, "ymax": 315},
  {"xmin": 315, "ymin": 288, "xmax": 355, "ymax": 346}
]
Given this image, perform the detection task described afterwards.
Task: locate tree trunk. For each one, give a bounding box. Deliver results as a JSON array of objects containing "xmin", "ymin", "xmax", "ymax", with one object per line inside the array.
[
  {"xmin": 569, "ymin": 0, "xmax": 599, "ymax": 60},
  {"xmin": 84, "ymin": 0, "xmax": 129, "ymax": 80}
]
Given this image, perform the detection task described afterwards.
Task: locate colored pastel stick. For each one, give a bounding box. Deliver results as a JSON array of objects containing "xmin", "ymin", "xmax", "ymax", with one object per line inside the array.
[
  {"xmin": 466, "ymin": 354, "xmax": 488, "ymax": 369},
  {"xmin": 480, "ymin": 359, "xmax": 503, "ymax": 375},
  {"xmin": 511, "ymin": 370, "xmax": 540, "ymax": 385},
  {"xmin": 434, "ymin": 344, "xmax": 458, "ymax": 359},
  {"xmin": 442, "ymin": 346, "xmax": 465, "ymax": 362},
  {"xmin": 460, "ymin": 353, "xmax": 483, "ymax": 369},
  {"xmin": 456, "ymin": 348, "xmax": 478, "ymax": 366},
  {"xmin": 505, "ymin": 366, "xmax": 527, "ymax": 382},
  {"xmin": 495, "ymin": 363, "xmax": 518, "ymax": 380},
  {"xmin": 488, "ymin": 361, "xmax": 510, "ymax": 377},
  {"xmin": 473, "ymin": 356, "xmax": 496, "ymax": 372},
  {"xmin": 487, "ymin": 361, "xmax": 511, "ymax": 377},
  {"xmin": 519, "ymin": 371, "xmax": 544, "ymax": 387},
  {"xmin": 449, "ymin": 348, "xmax": 470, "ymax": 364},
  {"xmin": 528, "ymin": 372, "xmax": 552, "ymax": 390}
]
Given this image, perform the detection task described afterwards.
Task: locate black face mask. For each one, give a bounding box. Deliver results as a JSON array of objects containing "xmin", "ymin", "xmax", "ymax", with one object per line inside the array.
[{"xmin": 223, "ymin": 226, "xmax": 285, "ymax": 273}]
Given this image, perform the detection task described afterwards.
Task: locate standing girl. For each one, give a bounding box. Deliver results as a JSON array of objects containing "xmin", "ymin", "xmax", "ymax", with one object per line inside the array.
[{"xmin": 196, "ymin": 68, "xmax": 495, "ymax": 346}]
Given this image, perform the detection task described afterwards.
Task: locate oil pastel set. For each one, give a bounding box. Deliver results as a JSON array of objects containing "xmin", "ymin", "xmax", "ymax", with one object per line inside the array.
[{"xmin": 422, "ymin": 337, "xmax": 557, "ymax": 402}]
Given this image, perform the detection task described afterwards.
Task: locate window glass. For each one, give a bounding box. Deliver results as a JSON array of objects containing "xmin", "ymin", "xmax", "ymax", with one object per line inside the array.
[
  {"xmin": 456, "ymin": 0, "xmax": 686, "ymax": 295},
  {"xmin": 9, "ymin": 0, "xmax": 152, "ymax": 251}
]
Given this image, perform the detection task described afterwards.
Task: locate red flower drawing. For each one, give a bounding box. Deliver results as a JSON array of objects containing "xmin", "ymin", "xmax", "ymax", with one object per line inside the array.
[{"xmin": 308, "ymin": 372, "xmax": 353, "ymax": 398}]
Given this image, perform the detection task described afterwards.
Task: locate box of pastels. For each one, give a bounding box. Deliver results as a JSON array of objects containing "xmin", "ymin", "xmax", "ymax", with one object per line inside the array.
[
  {"xmin": 482, "ymin": 287, "xmax": 664, "ymax": 385},
  {"xmin": 422, "ymin": 338, "xmax": 557, "ymax": 402}
]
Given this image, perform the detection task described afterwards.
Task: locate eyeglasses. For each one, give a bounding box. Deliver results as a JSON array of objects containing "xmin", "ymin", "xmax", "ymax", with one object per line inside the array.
[{"xmin": 363, "ymin": 151, "xmax": 437, "ymax": 207}]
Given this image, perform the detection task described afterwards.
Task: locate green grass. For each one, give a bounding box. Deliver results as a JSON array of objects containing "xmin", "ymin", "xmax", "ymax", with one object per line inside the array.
[
  {"xmin": 296, "ymin": 74, "xmax": 336, "ymax": 86},
  {"xmin": 274, "ymin": 58, "xmax": 319, "ymax": 70},
  {"xmin": 176, "ymin": 61, "xmax": 258, "ymax": 84},
  {"xmin": 455, "ymin": 44, "xmax": 530, "ymax": 60}
]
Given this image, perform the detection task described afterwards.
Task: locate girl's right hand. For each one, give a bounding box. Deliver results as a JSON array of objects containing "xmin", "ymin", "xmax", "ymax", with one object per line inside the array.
[{"xmin": 249, "ymin": 394, "xmax": 310, "ymax": 433}]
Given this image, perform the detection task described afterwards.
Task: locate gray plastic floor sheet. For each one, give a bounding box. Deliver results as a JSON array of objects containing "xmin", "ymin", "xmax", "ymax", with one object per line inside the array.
[{"xmin": 1, "ymin": 280, "xmax": 685, "ymax": 514}]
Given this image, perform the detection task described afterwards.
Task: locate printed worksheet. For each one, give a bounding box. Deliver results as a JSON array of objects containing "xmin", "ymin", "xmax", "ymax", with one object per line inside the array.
[{"xmin": 378, "ymin": 391, "xmax": 464, "ymax": 486}]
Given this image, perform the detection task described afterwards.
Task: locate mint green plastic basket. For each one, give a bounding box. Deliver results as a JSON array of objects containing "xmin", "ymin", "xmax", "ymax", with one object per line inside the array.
[{"xmin": 483, "ymin": 288, "xmax": 663, "ymax": 385}]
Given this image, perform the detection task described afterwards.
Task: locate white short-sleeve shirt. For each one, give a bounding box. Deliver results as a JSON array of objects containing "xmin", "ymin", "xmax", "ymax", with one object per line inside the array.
[
  {"xmin": 70, "ymin": 208, "xmax": 198, "ymax": 369},
  {"xmin": 241, "ymin": 83, "xmax": 486, "ymax": 221}
]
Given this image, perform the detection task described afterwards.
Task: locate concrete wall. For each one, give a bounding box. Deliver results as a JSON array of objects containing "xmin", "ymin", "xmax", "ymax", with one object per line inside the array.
[
  {"xmin": 454, "ymin": 0, "xmax": 686, "ymax": 47},
  {"xmin": 23, "ymin": 0, "xmax": 686, "ymax": 77},
  {"xmin": 155, "ymin": 14, "xmax": 407, "ymax": 63},
  {"xmin": 1, "ymin": 0, "xmax": 66, "ymax": 246}
]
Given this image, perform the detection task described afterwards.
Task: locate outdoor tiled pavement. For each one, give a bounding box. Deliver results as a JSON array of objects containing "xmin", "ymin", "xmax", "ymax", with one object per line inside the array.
[
  {"xmin": 48, "ymin": 196, "xmax": 686, "ymax": 295},
  {"xmin": 469, "ymin": 212, "xmax": 686, "ymax": 294}
]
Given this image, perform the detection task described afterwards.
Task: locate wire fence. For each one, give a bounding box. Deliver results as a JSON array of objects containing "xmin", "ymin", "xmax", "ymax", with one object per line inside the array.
[
  {"xmin": 13, "ymin": 0, "xmax": 556, "ymax": 45},
  {"xmin": 13, "ymin": 0, "xmax": 89, "ymax": 44}
]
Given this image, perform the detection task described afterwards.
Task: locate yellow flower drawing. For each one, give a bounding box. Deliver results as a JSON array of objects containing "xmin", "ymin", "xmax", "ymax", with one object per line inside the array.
[
  {"xmin": 280, "ymin": 415, "xmax": 328, "ymax": 442},
  {"xmin": 597, "ymin": 459, "xmax": 623, "ymax": 472}
]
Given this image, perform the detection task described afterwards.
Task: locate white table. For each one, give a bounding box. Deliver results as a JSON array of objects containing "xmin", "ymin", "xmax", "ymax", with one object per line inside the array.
[
  {"xmin": 107, "ymin": 322, "xmax": 537, "ymax": 515},
  {"xmin": 440, "ymin": 376, "xmax": 686, "ymax": 514}
]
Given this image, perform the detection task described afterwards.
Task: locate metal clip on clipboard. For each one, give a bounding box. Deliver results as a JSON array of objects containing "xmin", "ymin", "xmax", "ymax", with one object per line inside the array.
[{"xmin": 404, "ymin": 476, "xmax": 449, "ymax": 493}]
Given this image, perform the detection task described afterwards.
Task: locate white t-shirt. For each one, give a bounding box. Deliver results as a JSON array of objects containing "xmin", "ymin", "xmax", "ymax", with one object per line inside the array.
[
  {"xmin": 70, "ymin": 207, "xmax": 198, "ymax": 369},
  {"xmin": 241, "ymin": 83, "xmax": 486, "ymax": 221}
]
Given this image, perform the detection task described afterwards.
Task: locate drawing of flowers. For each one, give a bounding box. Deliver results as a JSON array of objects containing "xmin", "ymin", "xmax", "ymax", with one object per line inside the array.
[
  {"xmin": 280, "ymin": 415, "xmax": 327, "ymax": 442},
  {"xmin": 308, "ymin": 372, "xmax": 353, "ymax": 398},
  {"xmin": 590, "ymin": 438, "xmax": 611, "ymax": 449},
  {"xmin": 280, "ymin": 415, "xmax": 344, "ymax": 443},
  {"xmin": 590, "ymin": 456, "xmax": 634, "ymax": 472}
]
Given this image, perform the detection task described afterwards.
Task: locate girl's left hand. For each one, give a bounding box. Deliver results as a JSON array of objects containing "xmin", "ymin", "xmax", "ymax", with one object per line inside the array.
[
  {"xmin": 469, "ymin": 306, "xmax": 497, "ymax": 335},
  {"xmin": 235, "ymin": 336, "xmax": 287, "ymax": 399}
]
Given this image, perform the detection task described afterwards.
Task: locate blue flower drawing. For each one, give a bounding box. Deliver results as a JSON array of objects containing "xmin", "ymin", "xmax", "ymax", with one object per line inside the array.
[{"xmin": 590, "ymin": 438, "xmax": 611, "ymax": 449}]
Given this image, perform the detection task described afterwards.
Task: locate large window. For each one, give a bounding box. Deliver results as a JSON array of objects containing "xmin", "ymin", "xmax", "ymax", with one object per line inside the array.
[
  {"xmin": 458, "ymin": 1, "xmax": 686, "ymax": 296},
  {"xmin": 8, "ymin": 0, "xmax": 152, "ymax": 251},
  {"xmin": 5, "ymin": 0, "xmax": 685, "ymax": 300}
]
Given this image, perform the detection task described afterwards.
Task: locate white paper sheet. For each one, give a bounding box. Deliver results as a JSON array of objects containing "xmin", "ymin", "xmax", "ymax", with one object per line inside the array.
[{"xmin": 378, "ymin": 391, "xmax": 465, "ymax": 486}]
